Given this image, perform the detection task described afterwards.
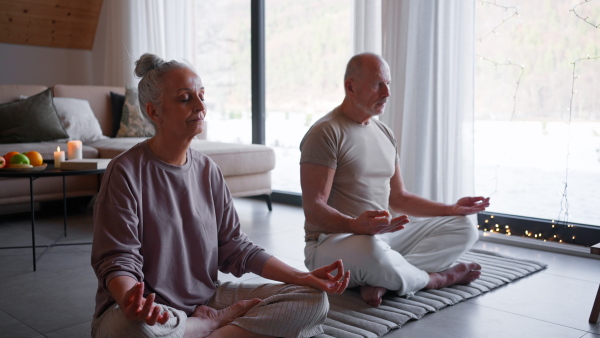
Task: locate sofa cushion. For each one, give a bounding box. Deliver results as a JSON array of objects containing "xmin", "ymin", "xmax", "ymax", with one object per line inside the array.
[
  {"xmin": 0, "ymin": 88, "xmax": 69, "ymax": 143},
  {"xmin": 115, "ymin": 87, "xmax": 155, "ymax": 137},
  {"xmin": 15, "ymin": 95, "xmax": 108, "ymax": 144},
  {"xmin": 191, "ymin": 140, "xmax": 275, "ymax": 176},
  {"xmin": 52, "ymin": 84, "xmax": 126, "ymax": 137},
  {"xmin": 87, "ymin": 137, "xmax": 148, "ymax": 159},
  {"xmin": 226, "ymin": 172, "xmax": 272, "ymax": 197},
  {"xmin": 53, "ymin": 97, "xmax": 108, "ymax": 144},
  {"xmin": 88, "ymin": 138, "xmax": 276, "ymax": 176}
]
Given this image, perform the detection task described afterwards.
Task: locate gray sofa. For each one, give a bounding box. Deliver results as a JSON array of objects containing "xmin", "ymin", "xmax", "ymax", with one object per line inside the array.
[{"xmin": 0, "ymin": 84, "xmax": 275, "ymax": 211}]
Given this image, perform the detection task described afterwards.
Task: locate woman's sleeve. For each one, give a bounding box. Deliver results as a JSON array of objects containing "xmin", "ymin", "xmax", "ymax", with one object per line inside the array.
[
  {"xmin": 90, "ymin": 163, "xmax": 144, "ymax": 291},
  {"xmin": 209, "ymin": 163, "xmax": 272, "ymax": 277}
]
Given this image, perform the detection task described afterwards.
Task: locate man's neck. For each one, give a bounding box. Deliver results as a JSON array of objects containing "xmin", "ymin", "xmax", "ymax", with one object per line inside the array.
[{"xmin": 339, "ymin": 99, "xmax": 372, "ymax": 125}]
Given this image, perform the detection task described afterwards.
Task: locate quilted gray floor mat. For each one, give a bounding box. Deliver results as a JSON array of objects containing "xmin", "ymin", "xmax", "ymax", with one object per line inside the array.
[{"xmin": 317, "ymin": 249, "xmax": 548, "ymax": 338}]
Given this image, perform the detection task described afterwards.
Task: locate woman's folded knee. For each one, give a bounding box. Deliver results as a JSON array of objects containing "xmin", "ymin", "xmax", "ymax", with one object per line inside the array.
[
  {"xmin": 285, "ymin": 284, "xmax": 329, "ymax": 318},
  {"xmin": 229, "ymin": 285, "xmax": 329, "ymax": 337},
  {"xmin": 91, "ymin": 304, "xmax": 185, "ymax": 338}
]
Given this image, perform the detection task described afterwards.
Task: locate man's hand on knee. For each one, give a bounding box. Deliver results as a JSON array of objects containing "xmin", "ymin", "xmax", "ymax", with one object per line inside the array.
[{"xmin": 450, "ymin": 196, "xmax": 490, "ymax": 215}]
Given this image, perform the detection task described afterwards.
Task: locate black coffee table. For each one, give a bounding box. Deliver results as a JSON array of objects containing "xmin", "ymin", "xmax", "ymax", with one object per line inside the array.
[{"xmin": 0, "ymin": 162, "xmax": 106, "ymax": 271}]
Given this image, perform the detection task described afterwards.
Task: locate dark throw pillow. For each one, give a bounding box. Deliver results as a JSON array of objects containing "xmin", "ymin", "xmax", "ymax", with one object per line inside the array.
[
  {"xmin": 110, "ymin": 91, "xmax": 126, "ymax": 137},
  {"xmin": 0, "ymin": 88, "xmax": 69, "ymax": 143}
]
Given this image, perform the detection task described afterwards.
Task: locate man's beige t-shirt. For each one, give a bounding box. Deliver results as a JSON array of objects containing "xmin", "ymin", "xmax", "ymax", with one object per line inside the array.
[{"xmin": 300, "ymin": 107, "xmax": 399, "ymax": 241}]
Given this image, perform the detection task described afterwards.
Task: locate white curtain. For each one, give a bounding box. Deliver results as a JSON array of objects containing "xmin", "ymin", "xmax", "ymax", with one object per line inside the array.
[
  {"xmin": 92, "ymin": 0, "xmax": 192, "ymax": 86},
  {"xmin": 353, "ymin": 0, "xmax": 382, "ymax": 54},
  {"xmin": 380, "ymin": 0, "xmax": 475, "ymax": 204}
]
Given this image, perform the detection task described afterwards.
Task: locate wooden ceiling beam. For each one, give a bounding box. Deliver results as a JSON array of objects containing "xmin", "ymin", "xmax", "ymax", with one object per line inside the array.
[{"xmin": 0, "ymin": 0, "xmax": 103, "ymax": 50}]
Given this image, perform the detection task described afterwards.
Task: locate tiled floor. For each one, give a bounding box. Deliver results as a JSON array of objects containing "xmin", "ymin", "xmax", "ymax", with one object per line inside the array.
[{"xmin": 0, "ymin": 198, "xmax": 599, "ymax": 337}]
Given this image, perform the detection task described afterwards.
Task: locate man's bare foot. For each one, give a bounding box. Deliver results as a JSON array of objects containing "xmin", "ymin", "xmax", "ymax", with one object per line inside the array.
[
  {"xmin": 188, "ymin": 298, "xmax": 261, "ymax": 336},
  {"xmin": 360, "ymin": 285, "xmax": 387, "ymax": 307},
  {"xmin": 425, "ymin": 262, "xmax": 482, "ymax": 289}
]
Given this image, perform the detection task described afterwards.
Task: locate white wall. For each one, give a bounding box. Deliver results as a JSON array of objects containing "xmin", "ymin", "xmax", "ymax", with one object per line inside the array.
[
  {"xmin": 0, "ymin": 43, "xmax": 93, "ymax": 86},
  {"xmin": 0, "ymin": 0, "xmax": 120, "ymax": 86}
]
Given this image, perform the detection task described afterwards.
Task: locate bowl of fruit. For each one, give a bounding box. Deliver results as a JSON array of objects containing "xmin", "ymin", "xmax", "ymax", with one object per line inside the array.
[{"xmin": 0, "ymin": 151, "xmax": 47, "ymax": 172}]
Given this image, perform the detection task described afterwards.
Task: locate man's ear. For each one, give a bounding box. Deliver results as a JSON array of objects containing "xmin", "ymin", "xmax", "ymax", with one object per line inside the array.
[{"xmin": 345, "ymin": 79, "xmax": 354, "ymax": 94}]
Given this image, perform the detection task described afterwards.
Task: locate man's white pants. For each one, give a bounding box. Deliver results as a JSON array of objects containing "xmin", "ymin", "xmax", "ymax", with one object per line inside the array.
[{"xmin": 304, "ymin": 216, "xmax": 479, "ymax": 296}]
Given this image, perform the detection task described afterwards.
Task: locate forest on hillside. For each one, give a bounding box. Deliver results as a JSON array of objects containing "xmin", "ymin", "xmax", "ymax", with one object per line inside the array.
[
  {"xmin": 191, "ymin": 0, "xmax": 351, "ymax": 121},
  {"xmin": 475, "ymin": 0, "xmax": 600, "ymax": 121}
]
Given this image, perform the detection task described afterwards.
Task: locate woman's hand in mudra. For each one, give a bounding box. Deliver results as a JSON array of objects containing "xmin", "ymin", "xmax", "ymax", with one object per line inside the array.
[
  {"xmin": 189, "ymin": 298, "xmax": 262, "ymax": 336},
  {"xmin": 121, "ymin": 282, "xmax": 170, "ymax": 325},
  {"xmin": 306, "ymin": 259, "xmax": 350, "ymax": 294}
]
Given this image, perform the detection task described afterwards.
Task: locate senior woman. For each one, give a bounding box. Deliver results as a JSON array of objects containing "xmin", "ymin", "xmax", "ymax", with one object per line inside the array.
[{"xmin": 91, "ymin": 53, "xmax": 350, "ymax": 338}]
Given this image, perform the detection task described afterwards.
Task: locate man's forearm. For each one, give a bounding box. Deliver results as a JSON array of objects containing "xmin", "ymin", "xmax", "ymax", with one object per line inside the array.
[
  {"xmin": 304, "ymin": 200, "xmax": 355, "ymax": 234},
  {"xmin": 390, "ymin": 191, "xmax": 453, "ymax": 217}
]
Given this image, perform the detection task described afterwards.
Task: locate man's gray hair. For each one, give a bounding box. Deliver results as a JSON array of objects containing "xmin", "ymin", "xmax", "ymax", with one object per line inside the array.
[{"xmin": 343, "ymin": 52, "xmax": 384, "ymax": 81}]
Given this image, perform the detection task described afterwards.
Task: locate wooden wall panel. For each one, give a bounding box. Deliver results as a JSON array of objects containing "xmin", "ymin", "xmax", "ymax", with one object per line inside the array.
[{"xmin": 0, "ymin": 0, "xmax": 103, "ymax": 50}]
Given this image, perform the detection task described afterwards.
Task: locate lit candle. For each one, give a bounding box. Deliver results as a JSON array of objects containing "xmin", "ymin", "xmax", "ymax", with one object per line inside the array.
[
  {"xmin": 54, "ymin": 146, "xmax": 65, "ymax": 169},
  {"xmin": 67, "ymin": 140, "xmax": 82, "ymax": 160}
]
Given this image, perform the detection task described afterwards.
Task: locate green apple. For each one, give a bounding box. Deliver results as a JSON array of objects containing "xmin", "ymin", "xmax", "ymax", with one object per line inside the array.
[{"xmin": 9, "ymin": 153, "xmax": 30, "ymax": 165}]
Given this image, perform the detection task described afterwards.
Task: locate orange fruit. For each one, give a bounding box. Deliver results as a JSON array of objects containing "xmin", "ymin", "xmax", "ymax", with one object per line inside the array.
[
  {"xmin": 3, "ymin": 151, "xmax": 20, "ymax": 164},
  {"xmin": 25, "ymin": 151, "xmax": 44, "ymax": 166}
]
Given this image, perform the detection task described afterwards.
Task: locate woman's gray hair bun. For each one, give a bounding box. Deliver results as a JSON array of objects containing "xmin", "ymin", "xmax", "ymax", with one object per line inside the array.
[{"xmin": 134, "ymin": 53, "xmax": 166, "ymax": 78}]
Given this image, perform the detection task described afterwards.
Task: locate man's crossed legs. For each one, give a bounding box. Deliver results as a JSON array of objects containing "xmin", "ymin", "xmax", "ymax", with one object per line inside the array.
[{"xmin": 305, "ymin": 216, "xmax": 481, "ymax": 306}]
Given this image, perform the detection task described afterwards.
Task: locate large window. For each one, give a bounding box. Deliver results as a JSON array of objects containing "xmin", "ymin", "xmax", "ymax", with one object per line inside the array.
[
  {"xmin": 265, "ymin": 0, "xmax": 353, "ymax": 193},
  {"xmin": 192, "ymin": 0, "xmax": 352, "ymax": 195},
  {"xmin": 192, "ymin": 0, "xmax": 252, "ymax": 144},
  {"xmin": 475, "ymin": 1, "xmax": 600, "ymax": 227}
]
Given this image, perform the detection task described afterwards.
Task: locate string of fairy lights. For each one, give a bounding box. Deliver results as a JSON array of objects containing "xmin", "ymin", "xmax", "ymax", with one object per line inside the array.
[
  {"xmin": 551, "ymin": 1, "xmax": 599, "ymax": 242},
  {"xmin": 476, "ymin": 0, "xmax": 524, "ymax": 199},
  {"xmin": 476, "ymin": 0, "xmax": 519, "ymax": 43},
  {"xmin": 476, "ymin": 0, "xmax": 599, "ymax": 244},
  {"xmin": 476, "ymin": 55, "xmax": 524, "ymax": 198},
  {"xmin": 556, "ymin": 55, "xmax": 600, "ymax": 225},
  {"xmin": 571, "ymin": 0, "xmax": 600, "ymax": 28}
]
